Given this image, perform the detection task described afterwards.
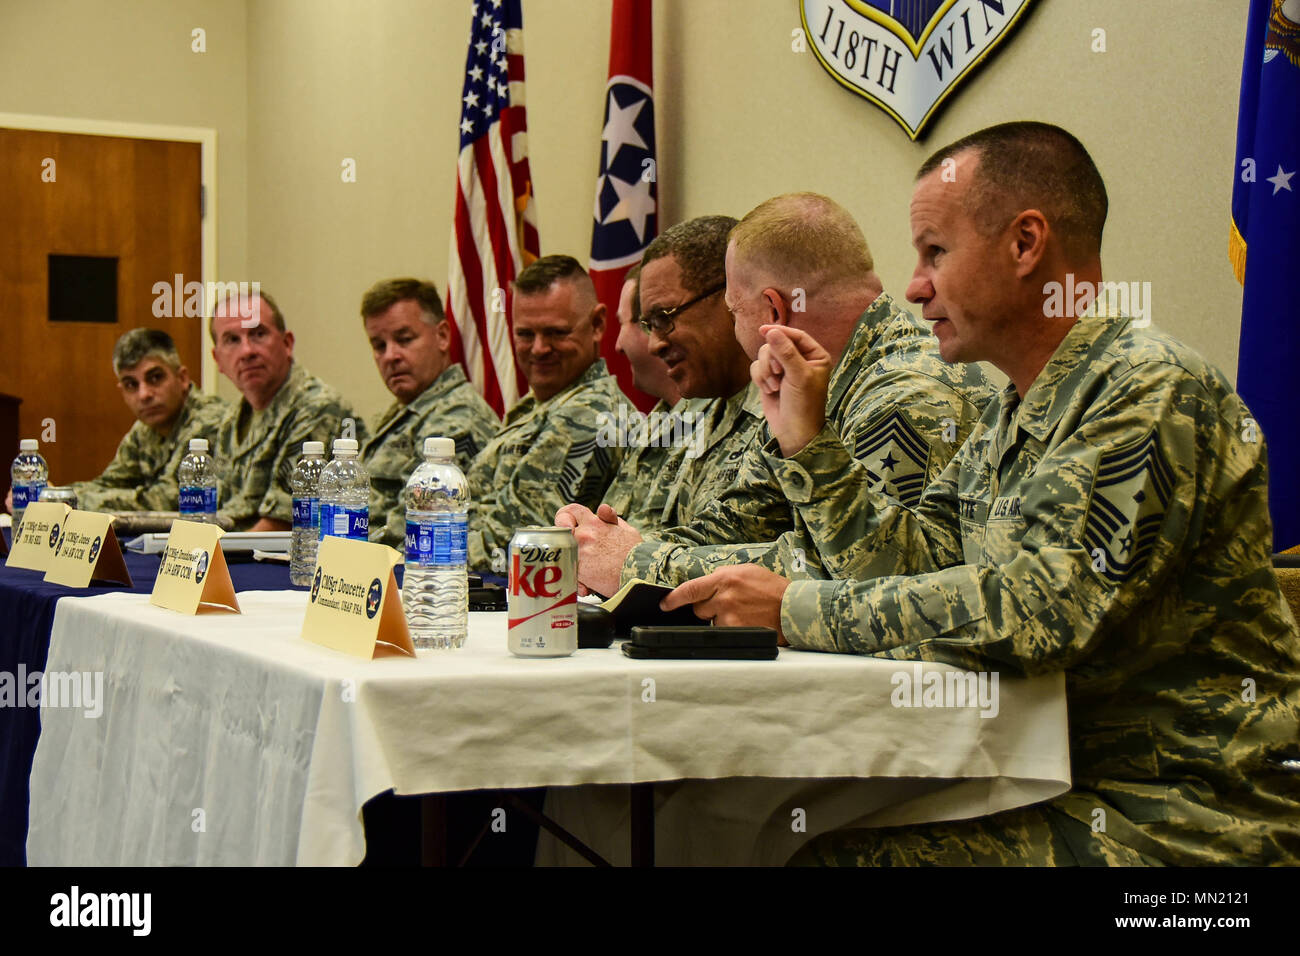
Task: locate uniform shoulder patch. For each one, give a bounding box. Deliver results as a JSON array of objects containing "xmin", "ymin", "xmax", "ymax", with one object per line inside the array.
[
  {"xmin": 852, "ymin": 409, "xmax": 931, "ymax": 507},
  {"xmin": 560, "ymin": 436, "xmax": 612, "ymax": 506},
  {"xmin": 1084, "ymin": 429, "xmax": 1175, "ymax": 585}
]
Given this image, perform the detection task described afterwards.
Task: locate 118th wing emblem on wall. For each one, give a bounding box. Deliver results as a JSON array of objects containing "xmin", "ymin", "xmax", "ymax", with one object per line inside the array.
[{"xmin": 801, "ymin": 0, "xmax": 1038, "ymax": 140}]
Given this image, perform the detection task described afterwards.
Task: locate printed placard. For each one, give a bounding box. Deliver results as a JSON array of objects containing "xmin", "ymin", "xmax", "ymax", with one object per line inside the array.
[
  {"xmin": 5, "ymin": 501, "xmax": 70, "ymax": 571},
  {"xmin": 301, "ymin": 535, "xmax": 413, "ymax": 659},
  {"xmin": 44, "ymin": 511, "xmax": 132, "ymax": 588},
  {"xmin": 150, "ymin": 519, "xmax": 240, "ymax": 615}
]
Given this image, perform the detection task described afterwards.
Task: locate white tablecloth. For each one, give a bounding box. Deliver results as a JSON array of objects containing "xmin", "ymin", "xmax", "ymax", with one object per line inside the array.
[{"xmin": 27, "ymin": 590, "xmax": 1070, "ymax": 866}]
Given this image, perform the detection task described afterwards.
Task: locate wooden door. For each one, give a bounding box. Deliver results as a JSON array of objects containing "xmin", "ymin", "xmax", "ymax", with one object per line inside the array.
[{"xmin": 0, "ymin": 128, "xmax": 202, "ymax": 485}]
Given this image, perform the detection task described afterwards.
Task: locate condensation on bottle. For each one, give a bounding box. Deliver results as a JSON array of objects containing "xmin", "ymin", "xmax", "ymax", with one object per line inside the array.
[
  {"xmin": 402, "ymin": 436, "xmax": 469, "ymax": 650},
  {"xmin": 290, "ymin": 440, "xmax": 326, "ymax": 586}
]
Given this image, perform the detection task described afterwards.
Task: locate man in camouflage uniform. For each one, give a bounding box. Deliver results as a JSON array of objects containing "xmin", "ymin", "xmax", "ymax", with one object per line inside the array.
[
  {"xmin": 358, "ymin": 278, "xmax": 499, "ymax": 548},
  {"xmin": 71, "ymin": 328, "xmax": 227, "ymax": 512},
  {"xmin": 601, "ymin": 265, "xmax": 697, "ymax": 525},
  {"xmin": 465, "ymin": 256, "xmax": 633, "ymax": 570},
  {"xmin": 664, "ymin": 123, "xmax": 1300, "ymax": 865},
  {"xmin": 210, "ymin": 291, "xmax": 365, "ymax": 532},
  {"xmin": 598, "ymin": 215, "xmax": 763, "ymax": 534},
  {"xmin": 560, "ymin": 193, "xmax": 994, "ymax": 598}
]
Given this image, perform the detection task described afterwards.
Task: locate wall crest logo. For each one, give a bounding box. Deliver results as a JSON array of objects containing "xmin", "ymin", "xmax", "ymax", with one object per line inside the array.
[{"xmin": 801, "ymin": 0, "xmax": 1038, "ymax": 140}]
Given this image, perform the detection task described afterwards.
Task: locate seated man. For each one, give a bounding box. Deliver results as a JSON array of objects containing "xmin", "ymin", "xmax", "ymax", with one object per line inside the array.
[
  {"xmin": 71, "ymin": 328, "xmax": 227, "ymax": 512},
  {"xmin": 359, "ymin": 278, "xmax": 499, "ymax": 548},
  {"xmin": 664, "ymin": 122, "xmax": 1300, "ymax": 865},
  {"xmin": 465, "ymin": 255, "xmax": 633, "ymax": 570},
  {"xmin": 600, "ymin": 265, "xmax": 697, "ymax": 525},
  {"xmin": 602, "ymin": 215, "xmax": 762, "ymax": 532},
  {"xmin": 211, "ymin": 291, "xmax": 365, "ymax": 532},
  {"xmin": 561, "ymin": 193, "xmax": 994, "ymax": 596}
]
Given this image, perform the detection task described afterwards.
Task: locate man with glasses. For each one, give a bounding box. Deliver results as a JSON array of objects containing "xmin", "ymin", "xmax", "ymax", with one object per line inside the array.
[{"xmin": 464, "ymin": 255, "xmax": 633, "ymax": 570}]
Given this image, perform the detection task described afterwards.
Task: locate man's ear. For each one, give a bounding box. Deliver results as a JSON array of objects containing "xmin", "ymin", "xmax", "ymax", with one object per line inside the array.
[
  {"xmin": 176, "ymin": 365, "xmax": 192, "ymax": 389},
  {"xmin": 762, "ymin": 288, "xmax": 789, "ymax": 325},
  {"xmin": 283, "ymin": 330, "xmax": 296, "ymax": 355},
  {"xmin": 1010, "ymin": 209, "xmax": 1049, "ymax": 278},
  {"xmin": 435, "ymin": 319, "xmax": 452, "ymax": 351},
  {"xmin": 590, "ymin": 303, "xmax": 607, "ymax": 343}
]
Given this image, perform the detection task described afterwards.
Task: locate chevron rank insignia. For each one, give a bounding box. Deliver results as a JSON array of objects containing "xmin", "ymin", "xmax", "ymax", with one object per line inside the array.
[
  {"xmin": 559, "ymin": 436, "xmax": 611, "ymax": 505},
  {"xmin": 1084, "ymin": 429, "xmax": 1175, "ymax": 585},
  {"xmin": 852, "ymin": 409, "xmax": 930, "ymax": 507}
]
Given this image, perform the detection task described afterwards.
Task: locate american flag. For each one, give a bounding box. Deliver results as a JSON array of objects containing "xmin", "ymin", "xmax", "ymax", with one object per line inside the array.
[{"xmin": 446, "ymin": 0, "xmax": 539, "ymax": 416}]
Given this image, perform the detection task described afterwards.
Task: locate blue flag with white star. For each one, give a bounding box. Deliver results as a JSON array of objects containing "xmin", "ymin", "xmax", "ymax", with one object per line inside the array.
[{"xmin": 1232, "ymin": 0, "xmax": 1300, "ymax": 550}]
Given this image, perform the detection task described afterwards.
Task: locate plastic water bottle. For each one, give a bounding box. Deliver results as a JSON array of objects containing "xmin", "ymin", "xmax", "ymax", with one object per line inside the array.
[
  {"xmin": 178, "ymin": 438, "xmax": 218, "ymax": 523},
  {"xmin": 402, "ymin": 436, "xmax": 469, "ymax": 650},
  {"xmin": 11, "ymin": 439, "xmax": 49, "ymax": 540},
  {"xmin": 290, "ymin": 441, "xmax": 326, "ymax": 585},
  {"xmin": 318, "ymin": 438, "xmax": 369, "ymax": 542}
]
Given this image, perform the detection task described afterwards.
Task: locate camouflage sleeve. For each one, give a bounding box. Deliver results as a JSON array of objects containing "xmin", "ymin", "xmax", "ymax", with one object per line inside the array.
[
  {"xmin": 779, "ymin": 365, "xmax": 1216, "ymax": 676},
  {"xmin": 467, "ymin": 403, "xmax": 625, "ymax": 569},
  {"xmin": 133, "ymin": 398, "xmax": 226, "ymax": 512},
  {"xmin": 259, "ymin": 401, "xmax": 364, "ymax": 524},
  {"xmin": 72, "ymin": 428, "xmax": 149, "ymax": 512}
]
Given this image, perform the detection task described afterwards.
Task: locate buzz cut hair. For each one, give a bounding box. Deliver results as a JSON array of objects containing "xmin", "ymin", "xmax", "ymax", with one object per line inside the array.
[
  {"xmin": 917, "ymin": 121, "xmax": 1109, "ymax": 261},
  {"xmin": 360, "ymin": 278, "xmax": 445, "ymax": 324},
  {"xmin": 641, "ymin": 215, "xmax": 738, "ymax": 295},
  {"xmin": 728, "ymin": 193, "xmax": 874, "ymax": 292},
  {"xmin": 112, "ymin": 328, "xmax": 182, "ymax": 377},
  {"xmin": 512, "ymin": 254, "xmax": 598, "ymax": 312},
  {"xmin": 208, "ymin": 290, "xmax": 287, "ymax": 340}
]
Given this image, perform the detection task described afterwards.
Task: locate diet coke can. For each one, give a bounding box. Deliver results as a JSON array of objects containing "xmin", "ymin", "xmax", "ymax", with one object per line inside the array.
[{"xmin": 507, "ymin": 526, "xmax": 578, "ymax": 657}]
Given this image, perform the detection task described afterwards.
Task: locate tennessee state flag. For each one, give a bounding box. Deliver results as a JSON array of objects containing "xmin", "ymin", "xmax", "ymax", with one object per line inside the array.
[
  {"xmin": 1232, "ymin": 0, "xmax": 1300, "ymax": 549},
  {"xmin": 589, "ymin": 0, "xmax": 658, "ymax": 412}
]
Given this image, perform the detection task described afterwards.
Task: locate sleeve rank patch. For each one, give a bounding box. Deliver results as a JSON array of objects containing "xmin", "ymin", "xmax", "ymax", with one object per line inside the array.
[
  {"xmin": 853, "ymin": 409, "xmax": 931, "ymax": 508},
  {"xmin": 1084, "ymin": 429, "xmax": 1175, "ymax": 584}
]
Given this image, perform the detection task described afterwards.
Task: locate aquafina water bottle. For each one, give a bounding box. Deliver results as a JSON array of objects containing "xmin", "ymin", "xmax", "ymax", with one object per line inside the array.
[
  {"xmin": 402, "ymin": 436, "xmax": 469, "ymax": 649},
  {"xmin": 178, "ymin": 438, "xmax": 218, "ymax": 523},
  {"xmin": 11, "ymin": 439, "xmax": 49, "ymax": 540},
  {"xmin": 318, "ymin": 438, "xmax": 369, "ymax": 542},
  {"xmin": 289, "ymin": 440, "xmax": 326, "ymax": 585}
]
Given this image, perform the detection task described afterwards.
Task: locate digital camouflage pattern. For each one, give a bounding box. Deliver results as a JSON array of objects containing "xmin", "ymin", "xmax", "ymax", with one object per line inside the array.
[
  {"xmin": 72, "ymin": 389, "xmax": 228, "ymax": 512},
  {"xmin": 625, "ymin": 385, "xmax": 766, "ymax": 532},
  {"xmin": 602, "ymin": 398, "xmax": 702, "ymax": 526},
  {"xmin": 623, "ymin": 293, "xmax": 996, "ymax": 587},
  {"xmin": 364, "ymin": 364, "xmax": 500, "ymax": 548},
  {"xmin": 215, "ymin": 362, "xmax": 366, "ymax": 530},
  {"xmin": 775, "ymin": 312, "xmax": 1300, "ymax": 866},
  {"xmin": 466, "ymin": 358, "xmax": 632, "ymax": 569}
]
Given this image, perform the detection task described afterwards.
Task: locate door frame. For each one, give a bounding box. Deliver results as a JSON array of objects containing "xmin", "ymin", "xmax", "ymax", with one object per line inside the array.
[{"xmin": 0, "ymin": 112, "xmax": 219, "ymax": 393}]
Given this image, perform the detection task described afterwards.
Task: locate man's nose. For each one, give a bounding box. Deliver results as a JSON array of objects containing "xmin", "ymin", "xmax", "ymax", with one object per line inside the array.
[{"xmin": 905, "ymin": 272, "xmax": 933, "ymax": 305}]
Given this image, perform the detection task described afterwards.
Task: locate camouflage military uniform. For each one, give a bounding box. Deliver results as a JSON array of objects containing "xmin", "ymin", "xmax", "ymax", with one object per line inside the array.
[
  {"xmin": 774, "ymin": 312, "xmax": 1300, "ymax": 866},
  {"xmin": 215, "ymin": 363, "xmax": 365, "ymax": 530},
  {"xmin": 72, "ymin": 389, "xmax": 228, "ymax": 512},
  {"xmin": 364, "ymin": 364, "xmax": 500, "ymax": 548},
  {"xmin": 624, "ymin": 294, "xmax": 996, "ymax": 587},
  {"xmin": 466, "ymin": 358, "xmax": 632, "ymax": 569},
  {"xmin": 602, "ymin": 399, "xmax": 698, "ymax": 527}
]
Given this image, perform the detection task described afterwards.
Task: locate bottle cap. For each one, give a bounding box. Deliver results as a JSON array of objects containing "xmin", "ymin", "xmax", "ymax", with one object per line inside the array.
[
  {"xmin": 188, "ymin": 439, "xmax": 209, "ymax": 453},
  {"xmin": 19, "ymin": 439, "xmax": 38, "ymax": 451},
  {"xmin": 302, "ymin": 441, "xmax": 325, "ymax": 455},
  {"xmin": 423, "ymin": 436, "xmax": 455, "ymax": 459},
  {"xmin": 332, "ymin": 438, "xmax": 359, "ymax": 454}
]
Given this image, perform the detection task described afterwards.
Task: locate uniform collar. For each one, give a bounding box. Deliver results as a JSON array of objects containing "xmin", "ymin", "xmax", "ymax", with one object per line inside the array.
[
  {"xmin": 1001, "ymin": 312, "xmax": 1133, "ymax": 444},
  {"xmin": 826, "ymin": 292, "xmax": 905, "ymax": 414},
  {"xmin": 508, "ymin": 358, "xmax": 609, "ymax": 424}
]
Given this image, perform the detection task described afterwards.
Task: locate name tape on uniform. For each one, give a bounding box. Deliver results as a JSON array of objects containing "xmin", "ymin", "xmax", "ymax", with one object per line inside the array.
[
  {"xmin": 301, "ymin": 535, "xmax": 413, "ymax": 659},
  {"xmin": 150, "ymin": 520, "xmax": 240, "ymax": 615},
  {"xmin": 44, "ymin": 511, "xmax": 132, "ymax": 588}
]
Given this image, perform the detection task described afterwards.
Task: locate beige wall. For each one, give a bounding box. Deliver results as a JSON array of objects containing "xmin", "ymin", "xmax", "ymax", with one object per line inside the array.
[
  {"xmin": 3, "ymin": 0, "xmax": 1247, "ymax": 418},
  {"xmin": 0, "ymin": 0, "xmax": 250, "ymax": 402}
]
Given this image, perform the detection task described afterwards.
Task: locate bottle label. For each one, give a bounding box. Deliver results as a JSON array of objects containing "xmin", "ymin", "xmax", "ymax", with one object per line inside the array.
[
  {"xmin": 405, "ymin": 513, "xmax": 468, "ymax": 567},
  {"xmin": 12, "ymin": 482, "xmax": 46, "ymax": 510},
  {"xmin": 322, "ymin": 506, "xmax": 368, "ymax": 541},
  {"xmin": 293, "ymin": 496, "xmax": 319, "ymax": 530},
  {"xmin": 203, "ymin": 487, "xmax": 218, "ymax": 512},
  {"xmin": 179, "ymin": 487, "xmax": 204, "ymax": 514}
]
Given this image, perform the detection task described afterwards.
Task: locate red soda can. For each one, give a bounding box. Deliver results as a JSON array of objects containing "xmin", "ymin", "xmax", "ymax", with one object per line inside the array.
[{"xmin": 507, "ymin": 526, "xmax": 578, "ymax": 657}]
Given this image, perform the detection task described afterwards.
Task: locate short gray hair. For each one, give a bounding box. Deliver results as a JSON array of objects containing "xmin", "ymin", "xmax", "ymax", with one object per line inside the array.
[{"xmin": 112, "ymin": 328, "xmax": 181, "ymax": 376}]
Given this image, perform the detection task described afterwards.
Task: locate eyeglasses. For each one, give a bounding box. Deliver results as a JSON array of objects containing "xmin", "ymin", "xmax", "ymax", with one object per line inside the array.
[{"xmin": 638, "ymin": 283, "xmax": 726, "ymax": 337}]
